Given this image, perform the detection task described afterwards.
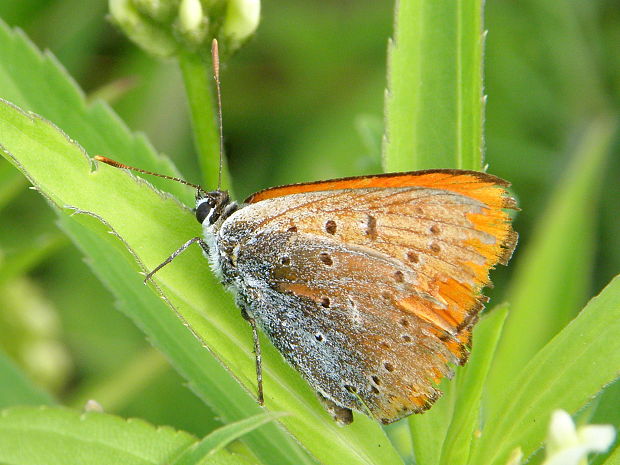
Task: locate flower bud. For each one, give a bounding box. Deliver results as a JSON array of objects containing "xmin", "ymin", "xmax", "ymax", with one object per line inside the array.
[
  {"xmin": 108, "ymin": 0, "xmax": 178, "ymax": 57},
  {"xmin": 133, "ymin": 0, "xmax": 175, "ymax": 22},
  {"xmin": 177, "ymin": 0, "xmax": 208, "ymax": 45},
  {"xmin": 109, "ymin": 0, "xmax": 260, "ymax": 59},
  {"xmin": 222, "ymin": 0, "xmax": 260, "ymax": 45}
]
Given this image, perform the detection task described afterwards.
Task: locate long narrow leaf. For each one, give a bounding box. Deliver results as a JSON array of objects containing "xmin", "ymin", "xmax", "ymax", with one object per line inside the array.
[
  {"xmin": 407, "ymin": 375, "xmax": 456, "ymax": 465},
  {"xmin": 470, "ymin": 274, "xmax": 620, "ymax": 465},
  {"xmin": 0, "ymin": 19, "xmax": 190, "ymax": 203},
  {"xmin": 172, "ymin": 413, "xmax": 284, "ymax": 465},
  {"xmin": 408, "ymin": 305, "xmax": 509, "ymax": 465},
  {"xmin": 439, "ymin": 304, "xmax": 509, "ymax": 465},
  {"xmin": 384, "ymin": 0, "xmax": 484, "ymax": 171},
  {"xmin": 486, "ymin": 116, "xmax": 617, "ymax": 415},
  {"xmin": 384, "ymin": 2, "xmax": 487, "ymax": 462}
]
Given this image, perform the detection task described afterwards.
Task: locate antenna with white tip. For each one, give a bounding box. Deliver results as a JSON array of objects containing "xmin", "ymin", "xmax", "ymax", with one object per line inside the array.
[{"xmin": 211, "ymin": 39, "xmax": 224, "ymax": 192}]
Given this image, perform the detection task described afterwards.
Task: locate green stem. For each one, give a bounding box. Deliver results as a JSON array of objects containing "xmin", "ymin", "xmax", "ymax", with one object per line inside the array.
[{"xmin": 178, "ymin": 52, "xmax": 231, "ymax": 192}]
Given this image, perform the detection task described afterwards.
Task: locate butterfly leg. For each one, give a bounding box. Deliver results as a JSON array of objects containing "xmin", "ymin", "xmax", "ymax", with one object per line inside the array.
[
  {"xmin": 144, "ymin": 237, "xmax": 209, "ymax": 283},
  {"xmin": 240, "ymin": 308, "xmax": 264, "ymax": 405}
]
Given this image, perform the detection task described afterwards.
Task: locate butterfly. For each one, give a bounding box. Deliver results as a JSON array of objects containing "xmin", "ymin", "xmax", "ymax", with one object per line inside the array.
[
  {"xmin": 96, "ymin": 156, "xmax": 518, "ymax": 424},
  {"xmin": 94, "ymin": 40, "xmax": 517, "ymax": 425},
  {"xmin": 205, "ymin": 169, "xmax": 517, "ymax": 425}
]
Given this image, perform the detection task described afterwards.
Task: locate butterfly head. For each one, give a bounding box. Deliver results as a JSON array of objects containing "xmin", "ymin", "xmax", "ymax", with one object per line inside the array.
[{"xmin": 195, "ymin": 190, "xmax": 235, "ymax": 226}]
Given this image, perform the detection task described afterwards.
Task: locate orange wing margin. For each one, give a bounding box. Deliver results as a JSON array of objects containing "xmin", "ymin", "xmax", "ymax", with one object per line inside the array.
[{"xmin": 245, "ymin": 169, "xmax": 516, "ymax": 211}]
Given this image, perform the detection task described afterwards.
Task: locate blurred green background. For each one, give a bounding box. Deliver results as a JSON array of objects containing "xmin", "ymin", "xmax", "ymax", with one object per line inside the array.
[{"xmin": 0, "ymin": 0, "xmax": 618, "ymax": 443}]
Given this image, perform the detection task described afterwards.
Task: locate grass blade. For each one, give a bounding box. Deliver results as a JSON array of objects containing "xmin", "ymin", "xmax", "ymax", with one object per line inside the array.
[
  {"xmin": 384, "ymin": 2, "xmax": 487, "ymax": 462},
  {"xmin": 470, "ymin": 274, "xmax": 620, "ymax": 465},
  {"xmin": 407, "ymin": 379, "xmax": 455, "ymax": 465},
  {"xmin": 172, "ymin": 413, "xmax": 284, "ymax": 465},
  {"xmin": 408, "ymin": 305, "xmax": 509, "ymax": 465},
  {"xmin": 486, "ymin": 116, "xmax": 617, "ymax": 414},
  {"xmin": 439, "ymin": 304, "xmax": 509, "ymax": 465},
  {"xmin": 0, "ymin": 19, "xmax": 191, "ymax": 203},
  {"xmin": 384, "ymin": 0, "xmax": 484, "ymax": 172}
]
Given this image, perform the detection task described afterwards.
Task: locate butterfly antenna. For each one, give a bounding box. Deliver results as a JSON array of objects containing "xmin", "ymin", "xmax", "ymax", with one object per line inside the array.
[
  {"xmin": 94, "ymin": 156, "xmax": 205, "ymax": 193},
  {"xmin": 211, "ymin": 39, "xmax": 224, "ymax": 191}
]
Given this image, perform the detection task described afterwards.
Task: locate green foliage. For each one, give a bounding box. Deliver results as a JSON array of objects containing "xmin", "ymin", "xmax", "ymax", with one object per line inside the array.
[
  {"xmin": 0, "ymin": 21, "xmax": 400, "ymax": 465},
  {"xmin": 438, "ymin": 304, "xmax": 509, "ymax": 465},
  {"xmin": 0, "ymin": 0, "xmax": 618, "ymax": 464},
  {"xmin": 384, "ymin": 0, "xmax": 485, "ymax": 171},
  {"xmin": 170, "ymin": 413, "xmax": 285, "ymax": 464},
  {"xmin": 486, "ymin": 117, "xmax": 616, "ymax": 413},
  {"xmin": 470, "ymin": 276, "xmax": 620, "ymax": 464},
  {"xmin": 0, "ymin": 406, "xmax": 267, "ymax": 465},
  {"xmin": 0, "ymin": 351, "xmax": 55, "ymax": 409},
  {"xmin": 407, "ymin": 304, "xmax": 509, "ymax": 465}
]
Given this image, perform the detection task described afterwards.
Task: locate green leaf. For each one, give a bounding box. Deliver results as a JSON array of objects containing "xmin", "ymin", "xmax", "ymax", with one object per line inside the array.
[
  {"xmin": 0, "ymin": 406, "xmax": 197, "ymax": 465},
  {"xmin": 0, "ymin": 97, "xmax": 401, "ymax": 465},
  {"xmin": 470, "ymin": 274, "xmax": 620, "ymax": 465},
  {"xmin": 385, "ymin": 2, "xmax": 488, "ymax": 462},
  {"xmin": 601, "ymin": 444, "xmax": 620, "ymax": 465},
  {"xmin": 172, "ymin": 413, "xmax": 284, "ymax": 465},
  {"xmin": 486, "ymin": 116, "xmax": 617, "ymax": 414},
  {"xmin": 0, "ymin": 19, "xmax": 191, "ymax": 204},
  {"xmin": 408, "ymin": 305, "xmax": 509, "ymax": 465},
  {"xmin": 439, "ymin": 304, "xmax": 509, "ymax": 465},
  {"xmin": 407, "ymin": 378, "xmax": 455, "ymax": 465},
  {"xmin": 0, "ymin": 350, "xmax": 55, "ymax": 409},
  {"xmin": 0, "ymin": 19, "xmax": 310, "ymax": 465},
  {"xmin": 54, "ymin": 210, "xmax": 297, "ymax": 465},
  {"xmin": 384, "ymin": 0, "xmax": 485, "ymax": 172}
]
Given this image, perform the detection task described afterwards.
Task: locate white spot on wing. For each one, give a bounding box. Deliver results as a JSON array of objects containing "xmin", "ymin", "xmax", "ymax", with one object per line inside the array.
[{"xmin": 348, "ymin": 298, "xmax": 362, "ymax": 326}]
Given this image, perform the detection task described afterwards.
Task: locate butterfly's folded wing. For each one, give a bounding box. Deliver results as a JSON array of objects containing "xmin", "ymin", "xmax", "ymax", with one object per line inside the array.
[{"xmin": 227, "ymin": 170, "xmax": 517, "ymax": 423}]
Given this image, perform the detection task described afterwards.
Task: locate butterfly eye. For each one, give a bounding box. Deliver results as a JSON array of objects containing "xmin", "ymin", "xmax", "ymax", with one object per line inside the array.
[{"xmin": 195, "ymin": 201, "xmax": 213, "ymax": 224}]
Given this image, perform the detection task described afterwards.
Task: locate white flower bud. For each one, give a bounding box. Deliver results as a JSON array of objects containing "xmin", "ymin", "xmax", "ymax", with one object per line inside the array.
[
  {"xmin": 109, "ymin": 0, "xmax": 140, "ymax": 27},
  {"xmin": 223, "ymin": 0, "xmax": 260, "ymax": 44},
  {"xmin": 108, "ymin": 0, "xmax": 178, "ymax": 57},
  {"xmin": 179, "ymin": 0, "xmax": 204, "ymax": 34},
  {"xmin": 134, "ymin": 0, "xmax": 175, "ymax": 22}
]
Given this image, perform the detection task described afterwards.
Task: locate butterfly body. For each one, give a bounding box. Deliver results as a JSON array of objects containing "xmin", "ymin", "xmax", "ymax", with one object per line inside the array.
[{"xmin": 196, "ymin": 169, "xmax": 517, "ymax": 424}]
